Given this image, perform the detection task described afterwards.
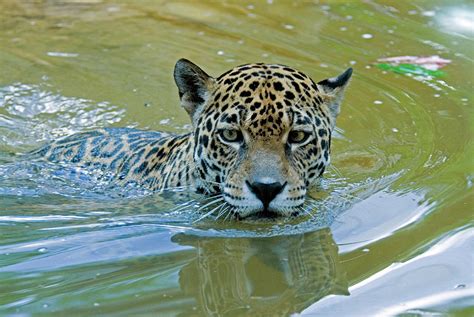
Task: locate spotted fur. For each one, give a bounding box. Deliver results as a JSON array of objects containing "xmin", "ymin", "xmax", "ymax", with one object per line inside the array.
[{"xmin": 33, "ymin": 59, "xmax": 352, "ymax": 218}]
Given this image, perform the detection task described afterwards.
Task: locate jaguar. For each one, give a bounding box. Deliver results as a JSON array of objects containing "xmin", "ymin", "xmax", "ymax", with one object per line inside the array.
[{"xmin": 32, "ymin": 59, "xmax": 352, "ymax": 219}]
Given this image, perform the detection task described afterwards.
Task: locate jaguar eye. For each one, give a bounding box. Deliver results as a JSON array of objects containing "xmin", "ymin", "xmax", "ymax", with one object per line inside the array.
[
  {"xmin": 218, "ymin": 129, "xmax": 243, "ymax": 143},
  {"xmin": 288, "ymin": 130, "xmax": 310, "ymax": 145}
]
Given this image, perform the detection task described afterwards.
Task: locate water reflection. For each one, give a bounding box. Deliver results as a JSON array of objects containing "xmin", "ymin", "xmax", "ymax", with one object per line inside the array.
[
  {"xmin": 0, "ymin": 83, "xmax": 125, "ymax": 152},
  {"xmin": 437, "ymin": 7, "xmax": 474, "ymax": 34},
  {"xmin": 173, "ymin": 229, "xmax": 348, "ymax": 316}
]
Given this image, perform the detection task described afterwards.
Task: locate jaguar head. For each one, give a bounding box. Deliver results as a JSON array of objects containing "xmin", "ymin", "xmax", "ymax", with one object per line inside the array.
[{"xmin": 174, "ymin": 59, "xmax": 352, "ymax": 218}]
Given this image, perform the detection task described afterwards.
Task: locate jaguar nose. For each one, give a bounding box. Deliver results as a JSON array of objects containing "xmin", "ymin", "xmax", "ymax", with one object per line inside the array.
[{"xmin": 246, "ymin": 181, "xmax": 286, "ymax": 208}]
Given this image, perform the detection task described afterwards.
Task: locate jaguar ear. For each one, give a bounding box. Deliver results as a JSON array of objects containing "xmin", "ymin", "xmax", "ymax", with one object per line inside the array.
[
  {"xmin": 317, "ymin": 68, "xmax": 352, "ymax": 126},
  {"xmin": 174, "ymin": 59, "xmax": 215, "ymax": 125}
]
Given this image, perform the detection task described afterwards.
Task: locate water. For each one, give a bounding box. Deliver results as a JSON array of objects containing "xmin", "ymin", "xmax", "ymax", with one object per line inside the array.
[{"xmin": 1, "ymin": 1, "xmax": 473, "ymax": 316}]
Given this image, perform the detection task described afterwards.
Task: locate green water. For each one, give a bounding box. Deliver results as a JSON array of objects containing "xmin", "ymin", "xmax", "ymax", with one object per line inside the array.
[{"xmin": 0, "ymin": 1, "xmax": 473, "ymax": 316}]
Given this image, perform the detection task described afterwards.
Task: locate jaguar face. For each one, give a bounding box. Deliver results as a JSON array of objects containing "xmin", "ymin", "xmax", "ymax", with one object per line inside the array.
[{"xmin": 174, "ymin": 59, "xmax": 352, "ymax": 218}]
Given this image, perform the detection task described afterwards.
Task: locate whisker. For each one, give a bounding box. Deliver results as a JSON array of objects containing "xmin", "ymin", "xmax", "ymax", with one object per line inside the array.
[
  {"xmin": 195, "ymin": 201, "xmax": 228, "ymax": 223},
  {"xmin": 170, "ymin": 199, "xmax": 199, "ymax": 213},
  {"xmin": 298, "ymin": 205, "xmax": 308, "ymax": 216},
  {"xmin": 199, "ymin": 193, "xmax": 224, "ymax": 201},
  {"xmin": 193, "ymin": 203, "xmax": 223, "ymax": 223},
  {"xmin": 224, "ymin": 208, "xmax": 234, "ymax": 222},
  {"xmin": 216, "ymin": 206, "xmax": 229, "ymax": 220},
  {"xmin": 215, "ymin": 204, "xmax": 228, "ymax": 219},
  {"xmin": 197, "ymin": 196, "xmax": 225, "ymax": 211}
]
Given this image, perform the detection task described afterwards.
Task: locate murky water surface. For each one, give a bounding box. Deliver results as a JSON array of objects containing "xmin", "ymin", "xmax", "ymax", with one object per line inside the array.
[{"xmin": 1, "ymin": 1, "xmax": 473, "ymax": 316}]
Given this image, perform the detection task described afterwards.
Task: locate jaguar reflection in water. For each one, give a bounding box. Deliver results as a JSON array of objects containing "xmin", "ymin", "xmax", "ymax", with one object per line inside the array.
[{"xmin": 171, "ymin": 229, "xmax": 348, "ymax": 315}]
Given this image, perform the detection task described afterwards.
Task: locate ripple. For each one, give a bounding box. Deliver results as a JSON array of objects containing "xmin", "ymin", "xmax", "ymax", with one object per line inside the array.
[
  {"xmin": 0, "ymin": 215, "xmax": 87, "ymax": 222},
  {"xmin": 0, "ymin": 83, "xmax": 125, "ymax": 152}
]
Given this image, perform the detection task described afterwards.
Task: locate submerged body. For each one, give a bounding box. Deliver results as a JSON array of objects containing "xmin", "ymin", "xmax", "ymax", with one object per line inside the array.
[{"xmin": 33, "ymin": 59, "xmax": 352, "ymax": 218}]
